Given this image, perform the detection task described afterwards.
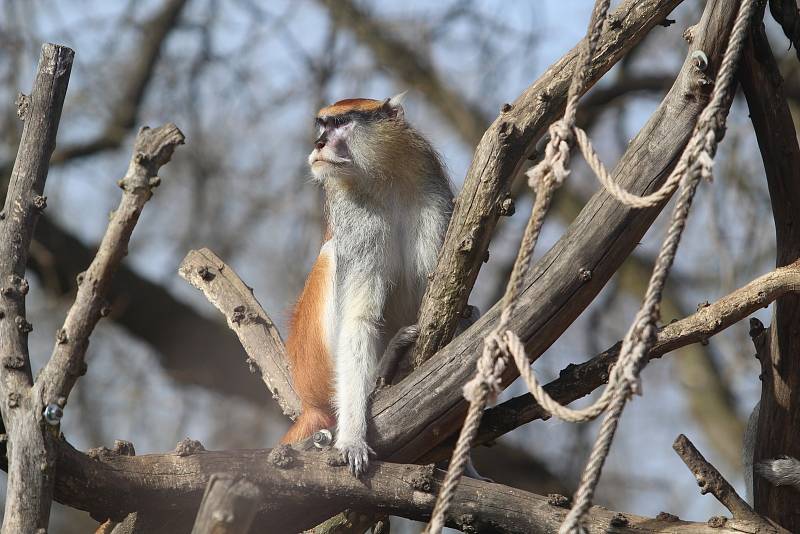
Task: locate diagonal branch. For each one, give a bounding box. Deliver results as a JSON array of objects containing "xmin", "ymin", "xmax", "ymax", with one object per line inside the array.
[
  {"xmin": 408, "ymin": 0, "xmax": 685, "ymax": 367},
  {"xmin": 35, "ymin": 124, "xmax": 185, "ymax": 409},
  {"xmin": 179, "ymin": 248, "xmax": 301, "ymax": 419},
  {"xmin": 362, "ymin": 0, "xmax": 742, "ymax": 466},
  {"xmin": 422, "ymin": 262, "xmax": 800, "ymax": 461},
  {"xmin": 673, "ymin": 434, "xmax": 766, "ymax": 526},
  {"xmin": 0, "ymin": 42, "xmax": 74, "ymax": 533},
  {"xmin": 50, "ymin": 0, "xmax": 189, "ymax": 164}
]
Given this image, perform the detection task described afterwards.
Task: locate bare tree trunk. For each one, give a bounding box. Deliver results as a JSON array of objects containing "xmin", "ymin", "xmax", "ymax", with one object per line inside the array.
[{"xmin": 740, "ymin": 13, "xmax": 800, "ymax": 531}]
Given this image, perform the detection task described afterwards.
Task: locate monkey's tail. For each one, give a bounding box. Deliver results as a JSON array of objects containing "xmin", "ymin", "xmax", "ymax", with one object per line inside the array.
[{"xmin": 281, "ymin": 407, "xmax": 335, "ymax": 444}]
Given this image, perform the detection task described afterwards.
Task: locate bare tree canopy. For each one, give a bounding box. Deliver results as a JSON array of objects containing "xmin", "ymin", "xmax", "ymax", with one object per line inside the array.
[{"xmin": 1, "ymin": 0, "xmax": 800, "ymax": 532}]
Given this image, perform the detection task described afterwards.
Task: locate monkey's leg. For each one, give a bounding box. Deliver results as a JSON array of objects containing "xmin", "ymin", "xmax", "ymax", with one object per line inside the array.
[{"xmin": 376, "ymin": 325, "xmax": 419, "ymax": 388}]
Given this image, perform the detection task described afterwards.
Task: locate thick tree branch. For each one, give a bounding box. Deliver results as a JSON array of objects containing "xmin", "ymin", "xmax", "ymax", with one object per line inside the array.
[
  {"xmin": 0, "ymin": 42, "xmax": 74, "ymax": 534},
  {"xmin": 179, "ymin": 248, "xmax": 301, "ymax": 419},
  {"xmin": 422, "ymin": 262, "xmax": 800, "ymax": 461},
  {"xmin": 740, "ymin": 14, "xmax": 800, "ymax": 530},
  {"xmin": 40, "ymin": 441, "xmax": 784, "ymax": 534},
  {"xmin": 359, "ymin": 0, "xmax": 741, "ymax": 467},
  {"xmin": 409, "ymin": 0, "xmax": 685, "ymax": 367}
]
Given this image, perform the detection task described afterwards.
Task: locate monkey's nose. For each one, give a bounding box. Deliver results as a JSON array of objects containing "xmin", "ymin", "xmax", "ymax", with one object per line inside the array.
[{"xmin": 315, "ymin": 140, "xmax": 326, "ymax": 150}]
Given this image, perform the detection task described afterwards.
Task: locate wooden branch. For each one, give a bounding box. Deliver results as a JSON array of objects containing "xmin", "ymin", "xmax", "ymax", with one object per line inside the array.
[
  {"xmin": 740, "ymin": 15, "xmax": 800, "ymax": 531},
  {"xmin": 409, "ymin": 0, "xmax": 685, "ymax": 368},
  {"xmin": 179, "ymin": 248, "xmax": 301, "ymax": 419},
  {"xmin": 0, "ymin": 42, "xmax": 74, "ymax": 533},
  {"xmin": 190, "ymin": 473, "xmax": 261, "ymax": 534},
  {"xmin": 35, "ymin": 124, "xmax": 185, "ymax": 407},
  {"xmin": 417, "ymin": 263, "xmax": 800, "ymax": 458},
  {"xmin": 43, "ymin": 441, "xmax": 785, "ymax": 534},
  {"xmin": 361, "ymin": 0, "xmax": 742, "ymax": 466},
  {"xmin": 673, "ymin": 434, "xmax": 779, "ymax": 530}
]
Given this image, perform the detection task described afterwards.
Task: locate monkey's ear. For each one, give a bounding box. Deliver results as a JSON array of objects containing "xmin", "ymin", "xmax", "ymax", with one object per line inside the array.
[{"xmin": 382, "ymin": 91, "xmax": 407, "ymax": 119}]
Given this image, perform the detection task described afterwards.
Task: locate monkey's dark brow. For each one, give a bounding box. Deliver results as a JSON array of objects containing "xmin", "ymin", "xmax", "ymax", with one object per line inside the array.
[{"xmin": 317, "ymin": 110, "xmax": 383, "ymax": 126}]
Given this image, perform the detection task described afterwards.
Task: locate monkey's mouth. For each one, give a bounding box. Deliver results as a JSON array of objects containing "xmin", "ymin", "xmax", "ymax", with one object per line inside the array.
[{"xmin": 311, "ymin": 157, "xmax": 350, "ymax": 167}]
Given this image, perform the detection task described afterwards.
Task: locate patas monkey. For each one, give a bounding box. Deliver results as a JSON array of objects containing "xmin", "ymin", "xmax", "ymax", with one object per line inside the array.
[{"xmin": 281, "ymin": 94, "xmax": 453, "ymax": 475}]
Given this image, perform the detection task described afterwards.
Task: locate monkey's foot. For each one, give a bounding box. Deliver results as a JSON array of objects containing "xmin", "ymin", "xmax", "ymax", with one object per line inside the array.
[{"xmin": 335, "ymin": 438, "xmax": 374, "ymax": 477}]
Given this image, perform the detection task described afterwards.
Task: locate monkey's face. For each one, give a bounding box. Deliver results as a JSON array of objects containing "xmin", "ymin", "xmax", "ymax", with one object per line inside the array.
[
  {"xmin": 308, "ymin": 115, "xmax": 356, "ymax": 178},
  {"xmin": 309, "ymin": 97, "xmax": 405, "ymax": 183}
]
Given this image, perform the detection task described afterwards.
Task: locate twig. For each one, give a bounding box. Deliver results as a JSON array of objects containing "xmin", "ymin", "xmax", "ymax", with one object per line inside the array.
[
  {"xmin": 673, "ymin": 434, "xmax": 770, "ymax": 527},
  {"xmin": 0, "ymin": 42, "xmax": 74, "ymax": 533},
  {"xmin": 191, "ymin": 473, "xmax": 262, "ymax": 534},
  {"xmin": 179, "ymin": 248, "xmax": 301, "ymax": 419},
  {"xmin": 35, "ymin": 124, "xmax": 185, "ymax": 408}
]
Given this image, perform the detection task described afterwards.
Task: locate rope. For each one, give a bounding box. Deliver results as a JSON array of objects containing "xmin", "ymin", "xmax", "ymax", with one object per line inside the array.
[{"xmin": 424, "ymin": 0, "xmax": 756, "ymax": 532}]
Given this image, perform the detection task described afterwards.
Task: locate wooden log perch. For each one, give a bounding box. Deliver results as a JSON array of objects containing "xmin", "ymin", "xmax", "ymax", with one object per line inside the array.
[
  {"xmin": 190, "ymin": 473, "xmax": 262, "ymax": 534},
  {"xmin": 409, "ymin": 0, "xmax": 685, "ymax": 368},
  {"xmin": 42, "ymin": 440, "xmax": 788, "ymax": 534},
  {"xmin": 673, "ymin": 434, "xmax": 782, "ymax": 531},
  {"xmin": 179, "ymin": 248, "xmax": 301, "ymax": 419},
  {"xmin": 0, "ymin": 42, "xmax": 74, "ymax": 533}
]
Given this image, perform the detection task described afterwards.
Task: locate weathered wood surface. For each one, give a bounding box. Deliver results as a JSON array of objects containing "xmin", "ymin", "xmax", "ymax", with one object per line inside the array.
[
  {"xmin": 367, "ymin": 0, "xmax": 742, "ymax": 466},
  {"xmin": 179, "ymin": 248, "xmax": 301, "ymax": 419},
  {"xmin": 47, "ymin": 442, "xmax": 782, "ymax": 534},
  {"xmin": 190, "ymin": 473, "xmax": 261, "ymax": 534},
  {"xmin": 409, "ymin": 0, "xmax": 686, "ymax": 367},
  {"xmin": 0, "ymin": 43, "xmax": 74, "ymax": 534},
  {"xmin": 740, "ymin": 16, "xmax": 800, "ymax": 531}
]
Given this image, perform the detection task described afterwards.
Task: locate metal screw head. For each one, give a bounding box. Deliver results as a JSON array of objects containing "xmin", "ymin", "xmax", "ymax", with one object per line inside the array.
[
  {"xmin": 43, "ymin": 403, "xmax": 63, "ymax": 426},
  {"xmin": 312, "ymin": 429, "xmax": 333, "ymax": 448}
]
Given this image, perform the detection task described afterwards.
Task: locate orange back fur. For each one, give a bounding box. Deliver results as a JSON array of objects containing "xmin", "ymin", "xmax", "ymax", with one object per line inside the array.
[{"xmin": 282, "ymin": 246, "xmax": 335, "ymax": 443}]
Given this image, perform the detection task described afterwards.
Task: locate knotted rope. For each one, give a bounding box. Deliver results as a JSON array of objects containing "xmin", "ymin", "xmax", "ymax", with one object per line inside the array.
[{"xmin": 424, "ymin": 0, "xmax": 756, "ymax": 532}]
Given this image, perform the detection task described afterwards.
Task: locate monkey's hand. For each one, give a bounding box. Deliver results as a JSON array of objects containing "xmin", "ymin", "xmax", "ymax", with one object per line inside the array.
[{"xmin": 336, "ymin": 436, "xmax": 375, "ymax": 477}]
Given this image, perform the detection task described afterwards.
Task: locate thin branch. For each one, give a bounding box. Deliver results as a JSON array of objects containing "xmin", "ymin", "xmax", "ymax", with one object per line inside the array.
[
  {"xmin": 673, "ymin": 434, "xmax": 772, "ymax": 528},
  {"xmin": 0, "ymin": 42, "xmax": 74, "ymax": 533},
  {"xmin": 179, "ymin": 248, "xmax": 301, "ymax": 419},
  {"xmin": 35, "ymin": 124, "xmax": 185, "ymax": 408},
  {"xmin": 190, "ymin": 473, "xmax": 262, "ymax": 534}
]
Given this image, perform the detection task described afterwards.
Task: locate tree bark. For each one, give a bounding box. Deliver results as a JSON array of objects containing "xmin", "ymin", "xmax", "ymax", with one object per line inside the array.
[
  {"xmin": 0, "ymin": 43, "xmax": 74, "ymax": 534},
  {"xmin": 190, "ymin": 473, "xmax": 261, "ymax": 534},
  {"xmin": 740, "ymin": 15, "xmax": 800, "ymax": 531}
]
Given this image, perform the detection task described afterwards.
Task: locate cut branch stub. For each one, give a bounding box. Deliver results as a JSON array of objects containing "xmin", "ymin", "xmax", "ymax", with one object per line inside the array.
[
  {"xmin": 191, "ymin": 473, "xmax": 262, "ymax": 534},
  {"xmin": 179, "ymin": 248, "xmax": 301, "ymax": 420}
]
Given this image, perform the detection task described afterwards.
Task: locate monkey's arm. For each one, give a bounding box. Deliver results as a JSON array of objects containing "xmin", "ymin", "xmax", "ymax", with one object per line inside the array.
[{"xmin": 334, "ymin": 271, "xmax": 388, "ymax": 476}]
